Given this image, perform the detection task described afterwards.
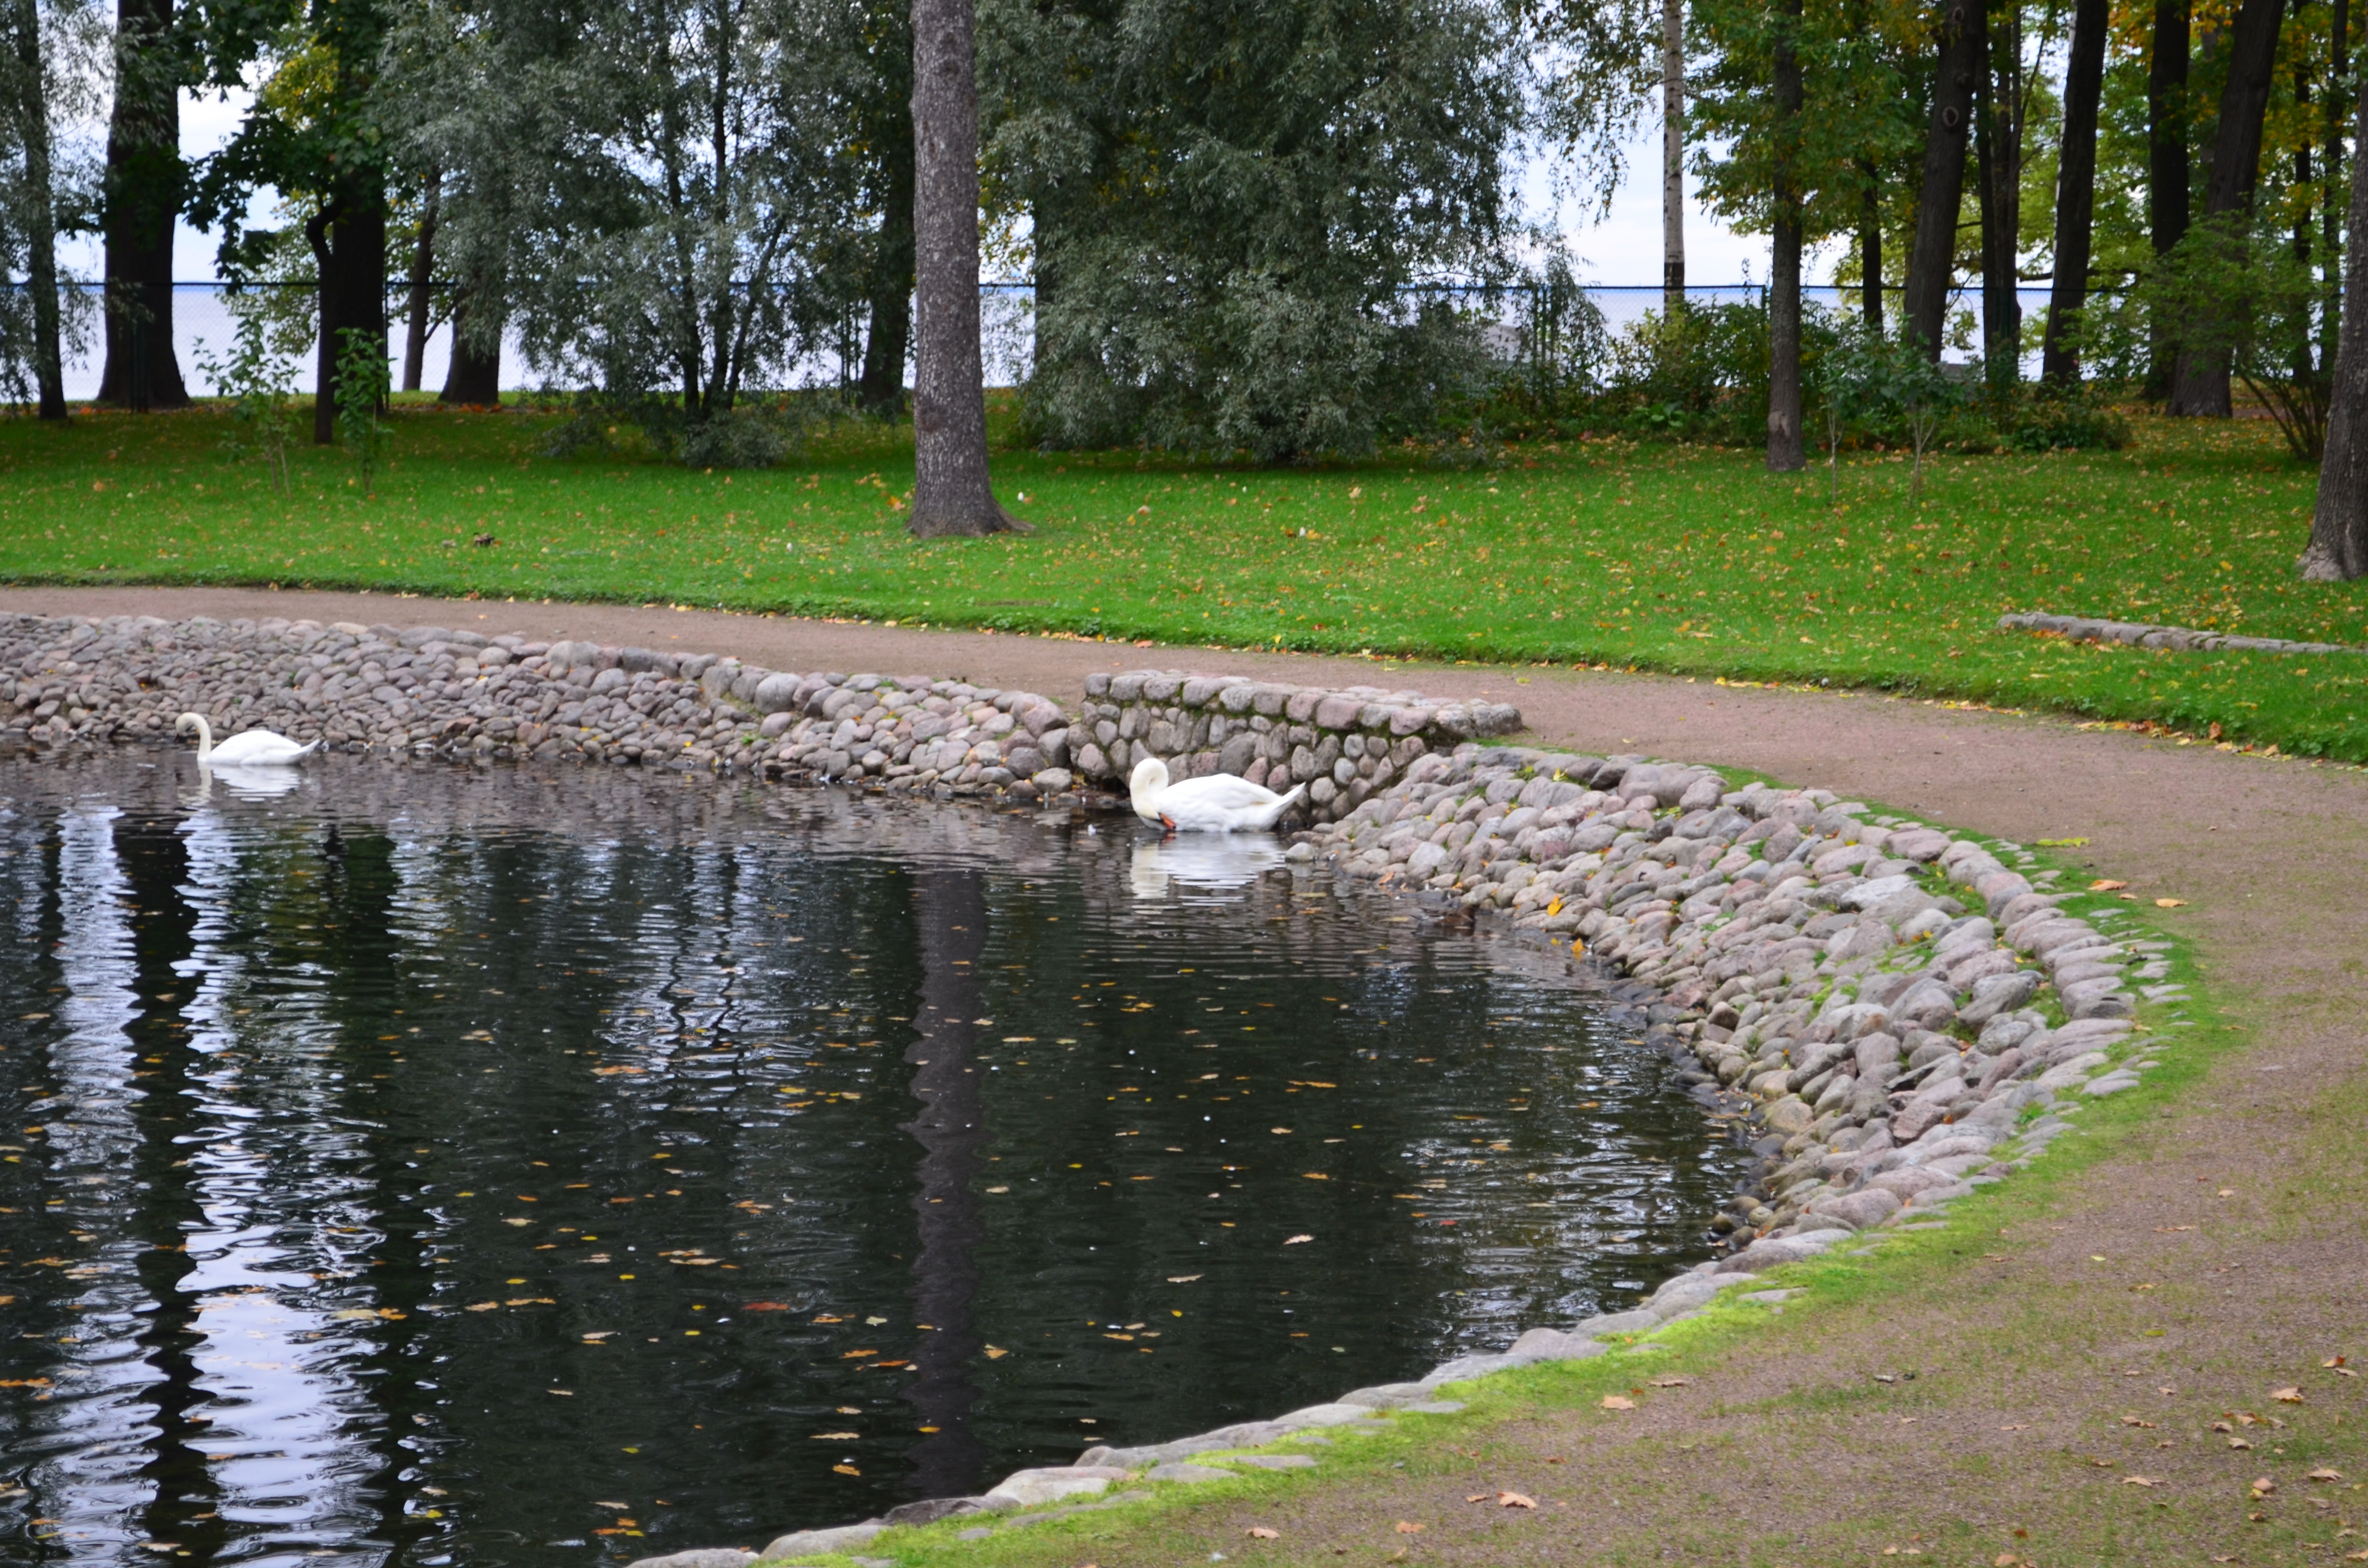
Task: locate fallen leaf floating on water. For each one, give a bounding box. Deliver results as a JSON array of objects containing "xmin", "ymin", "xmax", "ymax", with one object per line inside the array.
[
  {"xmin": 592, "ymin": 1066, "xmax": 644, "ymax": 1076},
  {"xmin": 983, "ymin": 1346, "xmax": 1010, "ymax": 1359},
  {"xmin": 1167, "ymin": 1275, "xmax": 1202, "ymax": 1284},
  {"xmin": 1394, "ymin": 1522, "xmax": 1424, "ymax": 1535},
  {"xmin": 1600, "ymin": 1396, "xmax": 1635, "ymax": 1410},
  {"xmin": 742, "ymin": 1302, "xmax": 789, "ymax": 1312},
  {"xmin": 1245, "ymin": 1527, "xmax": 1280, "ymax": 1539},
  {"xmin": 1496, "ymin": 1492, "xmax": 1536, "ymax": 1509},
  {"xmin": 810, "ymin": 1433, "xmax": 861, "ymax": 1441},
  {"xmin": 832, "ymin": 1465, "xmax": 860, "ymax": 1477},
  {"xmin": 1283, "ymin": 1235, "xmax": 1314, "ymax": 1246}
]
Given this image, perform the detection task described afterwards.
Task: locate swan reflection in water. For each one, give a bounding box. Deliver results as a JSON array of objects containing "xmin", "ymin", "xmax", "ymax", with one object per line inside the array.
[
  {"xmin": 1130, "ymin": 835, "xmax": 1287, "ymax": 900},
  {"xmin": 182, "ymin": 762, "xmax": 307, "ymax": 807}
]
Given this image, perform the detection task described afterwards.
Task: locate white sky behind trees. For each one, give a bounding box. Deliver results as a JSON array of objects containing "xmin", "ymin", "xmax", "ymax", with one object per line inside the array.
[{"xmin": 84, "ymin": 86, "xmax": 1822, "ymax": 290}]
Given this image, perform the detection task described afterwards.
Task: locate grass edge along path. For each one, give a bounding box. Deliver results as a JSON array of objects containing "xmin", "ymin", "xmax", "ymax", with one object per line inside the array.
[
  {"xmin": 3, "ymin": 405, "xmax": 2366, "ymax": 761},
  {"xmin": 732, "ymin": 826, "xmax": 2363, "ymax": 1568}
]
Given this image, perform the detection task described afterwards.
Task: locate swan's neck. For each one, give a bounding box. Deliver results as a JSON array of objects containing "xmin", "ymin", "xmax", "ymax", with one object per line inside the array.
[{"xmin": 186, "ymin": 715, "xmax": 213, "ymax": 760}]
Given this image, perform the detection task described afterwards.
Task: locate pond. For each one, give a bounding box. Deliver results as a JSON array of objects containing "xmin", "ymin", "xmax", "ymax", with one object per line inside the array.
[{"xmin": 0, "ymin": 755, "xmax": 1748, "ymax": 1568}]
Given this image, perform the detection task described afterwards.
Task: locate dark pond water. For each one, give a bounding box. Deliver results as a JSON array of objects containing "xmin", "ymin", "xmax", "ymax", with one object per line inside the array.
[{"xmin": 0, "ymin": 754, "xmax": 1748, "ymax": 1568}]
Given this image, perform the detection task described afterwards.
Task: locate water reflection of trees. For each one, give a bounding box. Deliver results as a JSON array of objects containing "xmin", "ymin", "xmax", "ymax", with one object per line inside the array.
[{"xmin": 0, "ymin": 755, "xmax": 1742, "ymax": 1561}]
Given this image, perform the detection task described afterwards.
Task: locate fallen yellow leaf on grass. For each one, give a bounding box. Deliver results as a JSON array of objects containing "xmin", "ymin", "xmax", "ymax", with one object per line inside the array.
[
  {"xmin": 2250, "ymin": 1478, "xmax": 2277, "ymax": 1497},
  {"xmin": 2308, "ymin": 1467, "xmax": 2343, "ymax": 1481},
  {"xmin": 1600, "ymin": 1395, "xmax": 1635, "ymax": 1410},
  {"xmin": 1394, "ymin": 1521, "xmax": 1425, "ymax": 1534},
  {"xmin": 2089, "ymin": 879, "xmax": 2128, "ymax": 891},
  {"xmin": 1497, "ymin": 1492, "xmax": 1536, "ymax": 1509},
  {"xmin": 2121, "ymin": 1475, "xmax": 2162, "ymax": 1487},
  {"xmin": 2272, "ymin": 1386, "xmax": 2306, "ymax": 1403},
  {"xmin": 1246, "ymin": 1527, "xmax": 1280, "ymax": 1539},
  {"xmin": 1649, "ymin": 1376, "xmax": 1692, "ymax": 1388},
  {"xmin": 2155, "ymin": 897, "xmax": 2187, "ymax": 908}
]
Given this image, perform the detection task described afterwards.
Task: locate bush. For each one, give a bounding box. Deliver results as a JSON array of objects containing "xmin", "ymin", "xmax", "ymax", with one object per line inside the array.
[{"xmin": 2003, "ymin": 385, "xmax": 2131, "ymax": 452}]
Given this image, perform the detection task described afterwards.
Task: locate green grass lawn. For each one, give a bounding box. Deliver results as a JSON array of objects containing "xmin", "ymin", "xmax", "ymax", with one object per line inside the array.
[{"xmin": 4, "ymin": 397, "xmax": 2365, "ymax": 759}]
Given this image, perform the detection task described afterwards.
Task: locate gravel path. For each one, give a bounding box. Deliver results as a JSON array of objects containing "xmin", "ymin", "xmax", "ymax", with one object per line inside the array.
[{"xmin": 9, "ymin": 582, "xmax": 2364, "ymax": 1562}]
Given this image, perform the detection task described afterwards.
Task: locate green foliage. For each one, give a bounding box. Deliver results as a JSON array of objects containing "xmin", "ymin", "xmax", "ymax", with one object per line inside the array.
[
  {"xmin": 2002, "ymin": 383, "xmax": 2131, "ymax": 453},
  {"xmin": 543, "ymin": 393, "xmax": 821, "ymax": 470},
  {"xmin": 334, "ymin": 326, "xmax": 391, "ymax": 493},
  {"xmin": 986, "ymin": 0, "xmax": 1524, "ymax": 461},
  {"xmin": 193, "ymin": 306, "xmax": 300, "ymax": 490}
]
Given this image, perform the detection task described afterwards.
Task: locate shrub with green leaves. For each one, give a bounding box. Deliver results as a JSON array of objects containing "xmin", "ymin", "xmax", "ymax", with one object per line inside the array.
[
  {"xmin": 194, "ymin": 307, "xmax": 299, "ymax": 491},
  {"xmin": 334, "ymin": 327, "xmax": 392, "ymax": 495}
]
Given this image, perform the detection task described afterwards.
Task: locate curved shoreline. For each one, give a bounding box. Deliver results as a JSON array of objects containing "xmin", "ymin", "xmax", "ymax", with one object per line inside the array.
[{"xmin": 1, "ymin": 611, "xmax": 2186, "ymax": 1567}]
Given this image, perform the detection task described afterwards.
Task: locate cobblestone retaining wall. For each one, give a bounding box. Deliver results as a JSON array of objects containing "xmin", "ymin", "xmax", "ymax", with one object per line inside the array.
[{"xmin": 1071, "ymin": 669, "xmax": 1523, "ymax": 822}]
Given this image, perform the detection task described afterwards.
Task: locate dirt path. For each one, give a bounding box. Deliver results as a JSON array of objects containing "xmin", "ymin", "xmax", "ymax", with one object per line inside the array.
[{"xmin": 11, "ymin": 583, "xmax": 2366, "ymax": 1564}]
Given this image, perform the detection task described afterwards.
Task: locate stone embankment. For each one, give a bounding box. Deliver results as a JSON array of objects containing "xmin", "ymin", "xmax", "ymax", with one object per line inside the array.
[
  {"xmin": 1999, "ymin": 609, "xmax": 2365, "ymax": 657},
  {"xmin": 0, "ymin": 611, "xmax": 2182, "ymax": 1568},
  {"xmin": 1069, "ymin": 670, "xmax": 1521, "ymax": 823},
  {"xmin": 0, "ymin": 618, "xmax": 1504, "ymax": 819}
]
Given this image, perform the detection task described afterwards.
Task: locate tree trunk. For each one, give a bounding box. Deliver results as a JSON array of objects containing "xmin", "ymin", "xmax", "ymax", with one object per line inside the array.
[
  {"xmin": 2041, "ymin": 0, "xmax": 2108, "ymax": 383},
  {"xmin": 2167, "ymin": 0, "xmax": 2285, "ymax": 416},
  {"xmin": 6, "ymin": 0, "xmax": 67, "ymax": 419},
  {"xmin": 1973, "ymin": 0, "xmax": 2021, "ymax": 389},
  {"xmin": 1858, "ymin": 158, "xmax": 1884, "ymax": 328},
  {"xmin": 860, "ymin": 126, "xmax": 915, "ymax": 415},
  {"xmin": 899, "ymin": 868, "xmax": 993, "ymax": 1499},
  {"xmin": 312, "ymin": 187, "xmax": 388, "ymax": 444},
  {"xmin": 907, "ymin": 0, "xmax": 1022, "ymax": 536},
  {"xmin": 2303, "ymin": 81, "xmax": 2368, "ymax": 579},
  {"xmin": 1903, "ymin": 0, "xmax": 1985, "ymax": 358},
  {"xmin": 1662, "ymin": 0, "xmax": 1686, "ymax": 313},
  {"xmin": 402, "ymin": 171, "xmax": 439, "ymax": 393},
  {"xmin": 438, "ymin": 287, "xmax": 501, "ymax": 405},
  {"xmin": 1767, "ymin": 0, "xmax": 1804, "ymax": 472},
  {"xmin": 2146, "ymin": 0, "xmax": 2191, "ymax": 395},
  {"xmin": 96, "ymin": 0, "xmax": 188, "ymax": 410}
]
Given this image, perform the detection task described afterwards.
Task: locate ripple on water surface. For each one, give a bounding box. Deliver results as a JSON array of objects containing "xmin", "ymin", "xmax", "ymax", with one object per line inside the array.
[{"xmin": 0, "ymin": 755, "xmax": 1747, "ymax": 1568}]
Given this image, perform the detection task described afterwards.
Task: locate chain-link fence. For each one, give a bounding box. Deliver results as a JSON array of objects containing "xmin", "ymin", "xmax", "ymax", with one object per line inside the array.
[{"xmin": 19, "ymin": 280, "xmax": 2056, "ymax": 403}]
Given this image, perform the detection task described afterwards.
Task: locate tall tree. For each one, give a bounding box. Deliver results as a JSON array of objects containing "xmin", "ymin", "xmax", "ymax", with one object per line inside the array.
[
  {"xmin": 2040, "ymin": 0, "xmax": 2107, "ymax": 382},
  {"xmin": 400, "ymin": 170, "xmax": 437, "ymax": 392},
  {"xmin": 2304, "ymin": 68, "xmax": 2368, "ymax": 578},
  {"xmin": 856, "ymin": 0, "xmax": 914, "ymax": 417},
  {"xmin": 1767, "ymin": 0, "xmax": 1804, "ymax": 470},
  {"xmin": 3, "ymin": 0, "xmax": 68, "ymax": 417},
  {"xmin": 1902, "ymin": 0, "xmax": 1984, "ymax": 356},
  {"xmin": 986, "ymin": 0, "xmax": 1521, "ymax": 460},
  {"xmin": 1856, "ymin": 154, "xmax": 1884, "ymax": 326},
  {"xmin": 2146, "ymin": 0, "xmax": 2189, "ymax": 392},
  {"xmin": 95, "ymin": 0, "xmax": 188, "ymax": 408},
  {"xmin": 2166, "ymin": 0, "xmax": 2286, "ymax": 415},
  {"xmin": 908, "ymin": 0, "xmax": 1017, "ymax": 532},
  {"xmin": 1971, "ymin": 0, "xmax": 2023, "ymax": 387},
  {"xmin": 1663, "ymin": 0, "xmax": 1685, "ymax": 311}
]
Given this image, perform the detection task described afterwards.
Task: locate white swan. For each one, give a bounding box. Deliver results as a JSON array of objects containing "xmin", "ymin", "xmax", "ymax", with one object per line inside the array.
[
  {"xmin": 176, "ymin": 712, "xmax": 319, "ymax": 767},
  {"xmin": 1129, "ymin": 755, "xmax": 1305, "ymax": 833}
]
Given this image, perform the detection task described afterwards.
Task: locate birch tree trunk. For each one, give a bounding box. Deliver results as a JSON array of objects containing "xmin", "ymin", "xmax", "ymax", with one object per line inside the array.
[
  {"xmin": 2041, "ymin": 0, "xmax": 2107, "ymax": 383},
  {"xmin": 907, "ymin": 0, "xmax": 1021, "ymax": 536},
  {"xmin": 1662, "ymin": 0, "xmax": 1685, "ymax": 314}
]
